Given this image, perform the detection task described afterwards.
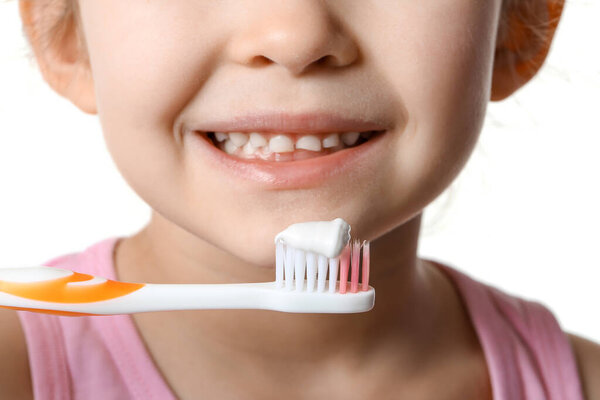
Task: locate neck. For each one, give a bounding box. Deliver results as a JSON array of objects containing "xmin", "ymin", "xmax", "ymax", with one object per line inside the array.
[{"xmin": 115, "ymin": 211, "xmax": 446, "ymax": 366}]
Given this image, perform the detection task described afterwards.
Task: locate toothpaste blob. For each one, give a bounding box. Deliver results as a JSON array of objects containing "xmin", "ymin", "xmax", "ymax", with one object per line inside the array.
[{"xmin": 274, "ymin": 218, "xmax": 351, "ymax": 258}]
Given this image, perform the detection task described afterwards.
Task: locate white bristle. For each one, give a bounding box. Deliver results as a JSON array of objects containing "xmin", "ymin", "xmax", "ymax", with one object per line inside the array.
[
  {"xmin": 317, "ymin": 254, "xmax": 328, "ymax": 292},
  {"xmin": 329, "ymin": 257, "xmax": 339, "ymax": 293},
  {"xmin": 294, "ymin": 249, "xmax": 306, "ymax": 291},
  {"xmin": 275, "ymin": 243, "xmax": 364, "ymax": 294},
  {"xmin": 306, "ymin": 252, "xmax": 317, "ymax": 292},
  {"xmin": 276, "ymin": 242, "xmax": 284, "ymax": 288},
  {"xmin": 284, "ymin": 245, "xmax": 295, "ymax": 291}
]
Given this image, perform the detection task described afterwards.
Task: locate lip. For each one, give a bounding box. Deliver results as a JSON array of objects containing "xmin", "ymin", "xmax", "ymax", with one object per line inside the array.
[
  {"xmin": 182, "ymin": 112, "xmax": 391, "ymax": 135},
  {"xmin": 183, "ymin": 126, "xmax": 391, "ymax": 190}
]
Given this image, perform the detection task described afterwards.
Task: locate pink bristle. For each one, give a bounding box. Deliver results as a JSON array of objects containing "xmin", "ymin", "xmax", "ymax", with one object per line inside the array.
[
  {"xmin": 338, "ymin": 244, "xmax": 351, "ymax": 294},
  {"xmin": 350, "ymin": 239, "xmax": 360, "ymax": 293},
  {"xmin": 361, "ymin": 241, "xmax": 370, "ymax": 291}
]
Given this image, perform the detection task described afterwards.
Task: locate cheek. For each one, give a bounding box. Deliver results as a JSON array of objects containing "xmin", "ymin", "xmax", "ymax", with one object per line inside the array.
[
  {"xmin": 77, "ymin": 1, "xmax": 224, "ymax": 212},
  {"xmin": 373, "ymin": 1, "xmax": 499, "ymax": 210},
  {"xmin": 81, "ymin": 1, "xmax": 202, "ymax": 123}
]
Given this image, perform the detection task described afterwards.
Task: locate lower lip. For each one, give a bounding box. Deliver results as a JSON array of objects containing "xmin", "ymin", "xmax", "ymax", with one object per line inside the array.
[{"xmin": 184, "ymin": 130, "xmax": 390, "ymax": 190}]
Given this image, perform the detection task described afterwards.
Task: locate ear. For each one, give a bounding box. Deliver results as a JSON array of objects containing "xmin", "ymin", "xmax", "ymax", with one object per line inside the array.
[
  {"xmin": 491, "ymin": 0, "xmax": 565, "ymax": 101},
  {"xmin": 19, "ymin": 0, "xmax": 96, "ymax": 114}
]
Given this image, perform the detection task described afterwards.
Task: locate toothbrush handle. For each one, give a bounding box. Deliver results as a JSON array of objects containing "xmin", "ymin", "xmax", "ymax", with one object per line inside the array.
[
  {"xmin": 0, "ymin": 265, "xmax": 145, "ymax": 316},
  {"xmin": 0, "ymin": 265, "xmax": 268, "ymax": 315}
]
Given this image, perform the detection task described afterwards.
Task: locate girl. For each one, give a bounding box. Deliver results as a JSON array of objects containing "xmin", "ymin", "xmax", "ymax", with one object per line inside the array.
[{"xmin": 1, "ymin": 0, "xmax": 599, "ymax": 399}]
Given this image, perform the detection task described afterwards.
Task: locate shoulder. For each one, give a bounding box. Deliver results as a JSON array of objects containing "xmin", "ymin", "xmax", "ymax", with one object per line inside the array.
[
  {"xmin": 568, "ymin": 332, "xmax": 600, "ymax": 400},
  {"xmin": 0, "ymin": 308, "xmax": 33, "ymax": 399}
]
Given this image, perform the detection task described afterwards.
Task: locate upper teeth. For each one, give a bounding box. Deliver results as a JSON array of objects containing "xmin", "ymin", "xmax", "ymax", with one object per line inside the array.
[
  {"xmin": 228, "ymin": 132, "xmax": 249, "ymax": 147},
  {"xmin": 322, "ymin": 133, "xmax": 340, "ymax": 148},
  {"xmin": 213, "ymin": 131, "xmax": 370, "ymax": 155},
  {"xmin": 249, "ymin": 132, "xmax": 268, "ymax": 147},
  {"xmin": 341, "ymin": 131, "xmax": 359, "ymax": 146},
  {"xmin": 296, "ymin": 135, "xmax": 322, "ymax": 151}
]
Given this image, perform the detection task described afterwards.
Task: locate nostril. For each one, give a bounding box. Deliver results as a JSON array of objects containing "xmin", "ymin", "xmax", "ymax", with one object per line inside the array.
[
  {"xmin": 250, "ymin": 55, "xmax": 273, "ymax": 67},
  {"xmin": 316, "ymin": 55, "xmax": 329, "ymax": 65}
]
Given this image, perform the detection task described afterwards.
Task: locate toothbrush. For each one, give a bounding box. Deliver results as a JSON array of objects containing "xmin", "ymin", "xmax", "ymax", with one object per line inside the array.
[{"xmin": 0, "ymin": 223, "xmax": 374, "ymax": 315}]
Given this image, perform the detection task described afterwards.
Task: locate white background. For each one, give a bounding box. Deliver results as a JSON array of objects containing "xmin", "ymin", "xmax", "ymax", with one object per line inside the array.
[{"xmin": 1, "ymin": 1, "xmax": 599, "ymax": 342}]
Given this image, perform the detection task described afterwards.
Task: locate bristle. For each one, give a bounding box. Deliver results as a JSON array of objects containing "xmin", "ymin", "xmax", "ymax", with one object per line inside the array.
[
  {"xmin": 275, "ymin": 239, "xmax": 370, "ymax": 294},
  {"xmin": 350, "ymin": 239, "xmax": 361, "ymax": 293},
  {"xmin": 305, "ymin": 252, "xmax": 317, "ymax": 292},
  {"xmin": 338, "ymin": 244, "xmax": 351, "ymax": 294},
  {"xmin": 317, "ymin": 254, "xmax": 328, "ymax": 292},
  {"xmin": 284, "ymin": 245, "xmax": 295, "ymax": 291},
  {"xmin": 294, "ymin": 249, "xmax": 306, "ymax": 291},
  {"xmin": 328, "ymin": 257, "xmax": 339, "ymax": 293},
  {"xmin": 361, "ymin": 240, "xmax": 370, "ymax": 291},
  {"xmin": 276, "ymin": 241, "xmax": 284, "ymax": 288}
]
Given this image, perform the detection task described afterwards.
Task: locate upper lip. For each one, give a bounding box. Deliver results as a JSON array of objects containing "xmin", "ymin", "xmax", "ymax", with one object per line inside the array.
[{"xmin": 185, "ymin": 112, "xmax": 391, "ymax": 135}]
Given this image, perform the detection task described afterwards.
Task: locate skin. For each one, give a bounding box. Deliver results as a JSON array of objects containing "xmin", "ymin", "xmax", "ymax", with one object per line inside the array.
[{"xmin": 6, "ymin": 0, "xmax": 598, "ymax": 399}]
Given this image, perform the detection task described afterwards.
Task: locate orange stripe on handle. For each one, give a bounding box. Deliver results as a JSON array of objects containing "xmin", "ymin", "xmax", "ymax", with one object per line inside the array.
[
  {"xmin": 0, "ymin": 305, "xmax": 98, "ymax": 316},
  {"xmin": 0, "ymin": 272, "xmax": 144, "ymax": 303}
]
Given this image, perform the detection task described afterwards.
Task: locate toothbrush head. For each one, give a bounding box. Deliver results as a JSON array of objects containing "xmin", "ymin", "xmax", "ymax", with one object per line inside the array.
[{"xmin": 273, "ymin": 238, "xmax": 374, "ymax": 313}]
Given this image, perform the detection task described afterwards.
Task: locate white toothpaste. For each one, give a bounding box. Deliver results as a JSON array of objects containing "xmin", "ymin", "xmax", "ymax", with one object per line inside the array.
[{"xmin": 274, "ymin": 218, "xmax": 351, "ymax": 258}]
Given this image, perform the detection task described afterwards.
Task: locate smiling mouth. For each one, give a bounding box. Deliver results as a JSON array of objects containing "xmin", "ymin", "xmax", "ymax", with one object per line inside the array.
[{"xmin": 198, "ymin": 130, "xmax": 385, "ymax": 162}]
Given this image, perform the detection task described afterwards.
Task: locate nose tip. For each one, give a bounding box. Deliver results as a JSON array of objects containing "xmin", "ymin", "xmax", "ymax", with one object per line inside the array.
[{"xmin": 225, "ymin": 3, "xmax": 359, "ymax": 76}]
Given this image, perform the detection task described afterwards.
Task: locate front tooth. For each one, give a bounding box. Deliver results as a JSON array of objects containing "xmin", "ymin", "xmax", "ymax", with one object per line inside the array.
[
  {"xmin": 322, "ymin": 133, "xmax": 340, "ymax": 148},
  {"xmin": 341, "ymin": 132, "xmax": 360, "ymax": 146},
  {"xmin": 215, "ymin": 132, "xmax": 228, "ymax": 142},
  {"xmin": 295, "ymin": 135, "xmax": 322, "ymax": 152},
  {"xmin": 228, "ymin": 132, "xmax": 248, "ymax": 147},
  {"xmin": 242, "ymin": 141, "xmax": 257, "ymax": 155},
  {"xmin": 249, "ymin": 132, "xmax": 268, "ymax": 147},
  {"xmin": 268, "ymin": 135, "xmax": 294, "ymax": 153},
  {"xmin": 223, "ymin": 139, "xmax": 239, "ymax": 155}
]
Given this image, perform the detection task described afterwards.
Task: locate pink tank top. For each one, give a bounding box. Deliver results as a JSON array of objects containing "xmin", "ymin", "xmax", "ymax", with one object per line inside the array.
[{"xmin": 16, "ymin": 237, "xmax": 584, "ymax": 399}]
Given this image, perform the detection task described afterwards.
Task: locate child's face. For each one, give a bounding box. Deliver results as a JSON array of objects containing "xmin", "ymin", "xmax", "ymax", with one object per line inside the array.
[{"xmin": 77, "ymin": 1, "xmax": 501, "ymax": 265}]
